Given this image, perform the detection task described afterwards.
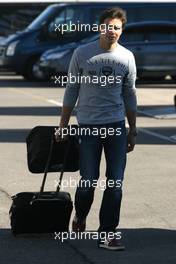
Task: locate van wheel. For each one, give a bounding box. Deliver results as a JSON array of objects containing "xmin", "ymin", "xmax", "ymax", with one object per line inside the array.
[{"xmin": 22, "ymin": 57, "xmax": 40, "ymax": 81}]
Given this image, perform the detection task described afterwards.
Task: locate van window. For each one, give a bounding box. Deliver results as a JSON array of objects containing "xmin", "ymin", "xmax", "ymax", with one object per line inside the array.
[
  {"xmin": 48, "ymin": 9, "xmax": 66, "ymax": 32},
  {"xmin": 27, "ymin": 5, "xmax": 55, "ymax": 30},
  {"xmin": 120, "ymin": 24, "xmax": 176, "ymax": 44},
  {"xmin": 47, "ymin": 7, "xmax": 87, "ymax": 41},
  {"xmin": 91, "ymin": 8, "xmax": 106, "ymax": 25},
  {"xmin": 120, "ymin": 27, "xmax": 145, "ymax": 43},
  {"xmin": 127, "ymin": 6, "xmax": 176, "ymax": 21},
  {"xmin": 145, "ymin": 26, "xmax": 176, "ymax": 42},
  {"xmin": 90, "ymin": 5, "xmax": 176, "ymax": 24}
]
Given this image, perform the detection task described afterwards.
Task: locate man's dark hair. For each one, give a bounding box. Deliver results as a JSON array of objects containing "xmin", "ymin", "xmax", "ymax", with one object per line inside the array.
[{"xmin": 99, "ymin": 7, "xmax": 127, "ymax": 28}]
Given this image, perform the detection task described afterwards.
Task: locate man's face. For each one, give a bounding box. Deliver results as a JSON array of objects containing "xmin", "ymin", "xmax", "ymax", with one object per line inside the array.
[{"xmin": 99, "ymin": 18, "xmax": 123, "ymax": 45}]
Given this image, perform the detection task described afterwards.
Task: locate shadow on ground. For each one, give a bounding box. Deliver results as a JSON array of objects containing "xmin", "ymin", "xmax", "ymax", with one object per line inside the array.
[
  {"xmin": 0, "ymin": 79, "xmax": 58, "ymax": 89},
  {"xmin": 0, "ymin": 228, "xmax": 175, "ymax": 264},
  {"xmin": 0, "ymin": 106, "xmax": 61, "ymax": 116},
  {"xmin": 0, "ymin": 105, "xmax": 175, "ymax": 117}
]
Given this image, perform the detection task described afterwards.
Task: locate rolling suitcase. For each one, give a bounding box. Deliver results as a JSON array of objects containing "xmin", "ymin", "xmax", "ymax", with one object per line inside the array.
[{"xmin": 9, "ymin": 137, "xmax": 73, "ymax": 235}]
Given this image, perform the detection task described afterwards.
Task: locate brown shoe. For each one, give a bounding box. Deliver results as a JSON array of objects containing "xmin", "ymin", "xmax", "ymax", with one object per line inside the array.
[
  {"xmin": 98, "ymin": 237, "xmax": 125, "ymax": 251},
  {"xmin": 72, "ymin": 216, "xmax": 86, "ymax": 232}
]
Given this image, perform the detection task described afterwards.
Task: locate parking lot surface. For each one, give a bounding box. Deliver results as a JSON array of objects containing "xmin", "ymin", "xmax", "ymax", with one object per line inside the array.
[{"xmin": 0, "ymin": 75, "xmax": 176, "ymax": 264}]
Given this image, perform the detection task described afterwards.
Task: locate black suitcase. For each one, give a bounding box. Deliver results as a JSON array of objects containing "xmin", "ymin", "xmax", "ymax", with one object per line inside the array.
[
  {"xmin": 9, "ymin": 138, "xmax": 73, "ymax": 235},
  {"xmin": 26, "ymin": 125, "xmax": 79, "ymax": 173}
]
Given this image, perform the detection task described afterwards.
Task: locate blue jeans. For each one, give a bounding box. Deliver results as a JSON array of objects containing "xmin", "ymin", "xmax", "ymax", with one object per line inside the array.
[{"xmin": 75, "ymin": 120, "xmax": 127, "ymax": 233}]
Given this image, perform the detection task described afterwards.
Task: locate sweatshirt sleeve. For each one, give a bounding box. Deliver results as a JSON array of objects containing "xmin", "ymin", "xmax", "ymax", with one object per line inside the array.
[
  {"xmin": 63, "ymin": 48, "xmax": 80, "ymax": 107},
  {"xmin": 122, "ymin": 52, "xmax": 137, "ymax": 112}
]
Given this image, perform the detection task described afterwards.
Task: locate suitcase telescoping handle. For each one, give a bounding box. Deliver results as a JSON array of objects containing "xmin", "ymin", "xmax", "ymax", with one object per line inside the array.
[{"xmin": 39, "ymin": 135, "xmax": 71, "ymax": 197}]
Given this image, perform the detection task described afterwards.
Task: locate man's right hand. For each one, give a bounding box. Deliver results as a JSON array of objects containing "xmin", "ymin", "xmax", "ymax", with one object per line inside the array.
[{"xmin": 54, "ymin": 127, "xmax": 68, "ymax": 142}]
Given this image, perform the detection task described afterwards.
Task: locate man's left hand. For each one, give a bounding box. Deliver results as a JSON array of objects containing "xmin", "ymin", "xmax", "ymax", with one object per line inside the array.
[{"xmin": 127, "ymin": 133, "xmax": 137, "ymax": 153}]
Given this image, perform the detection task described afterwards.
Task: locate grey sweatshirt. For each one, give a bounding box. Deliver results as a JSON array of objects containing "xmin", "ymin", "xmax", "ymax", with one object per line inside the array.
[{"xmin": 63, "ymin": 39, "xmax": 137, "ymax": 124}]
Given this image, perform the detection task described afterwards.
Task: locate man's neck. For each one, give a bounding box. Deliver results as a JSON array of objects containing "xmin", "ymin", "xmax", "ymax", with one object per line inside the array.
[{"xmin": 99, "ymin": 38, "xmax": 117, "ymax": 51}]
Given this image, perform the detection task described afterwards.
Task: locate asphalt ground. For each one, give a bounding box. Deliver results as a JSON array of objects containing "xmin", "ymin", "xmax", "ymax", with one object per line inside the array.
[{"xmin": 0, "ymin": 75, "xmax": 176, "ymax": 264}]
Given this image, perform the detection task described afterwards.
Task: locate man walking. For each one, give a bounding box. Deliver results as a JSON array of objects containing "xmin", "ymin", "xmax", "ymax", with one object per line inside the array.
[{"xmin": 55, "ymin": 7, "xmax": 137, "ymax": 250}]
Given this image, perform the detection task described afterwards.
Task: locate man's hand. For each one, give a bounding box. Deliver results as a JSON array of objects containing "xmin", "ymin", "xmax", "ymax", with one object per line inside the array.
[
  {"xmin": 55, "ymin": 105, "xmax": 73, "ymax": 142},
  {"xmin": 54, "ymin": 127, "xmax": 68, "ymax": 143},
  {"xmin": 125, "ymin": 109, "xmax": 137, "ymax": 153},
  {"xmin": 127, "ymin": 131, "xmax": 137, "ymax": 153}
]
